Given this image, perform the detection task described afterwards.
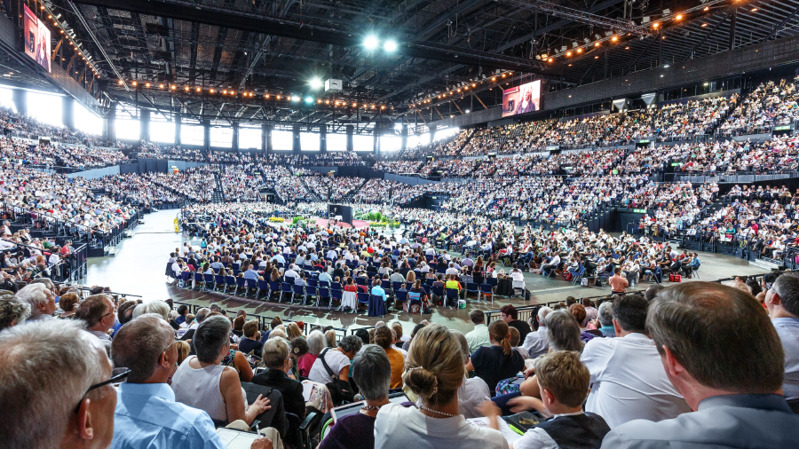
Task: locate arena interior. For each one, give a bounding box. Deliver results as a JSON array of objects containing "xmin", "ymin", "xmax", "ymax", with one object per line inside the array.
[{"xmin": 0, "ymin": 0, "xmax": 798, "ymax": 448}]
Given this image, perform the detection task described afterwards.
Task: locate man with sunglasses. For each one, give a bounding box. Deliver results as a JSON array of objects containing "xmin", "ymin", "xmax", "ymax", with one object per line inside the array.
[
  {"xmin": 110, "ymin": 314, "xmax": 274, "ymax": 449},
  {"xmin": 0, "ymin": 319, "xmax": 118, "ymax": 449},
  {"xmin": 76, "ymin": 294, "xmax": 117, "ymax": 351}
]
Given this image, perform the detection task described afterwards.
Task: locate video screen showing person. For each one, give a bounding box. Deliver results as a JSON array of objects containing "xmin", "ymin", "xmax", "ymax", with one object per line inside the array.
[
  {"xmin": 502, "ymin": 80, "xmax": 541, "ymax": 117},
  {"xmin": 23, "ymin": 5, "xmax": 51, "ymax": 73}
]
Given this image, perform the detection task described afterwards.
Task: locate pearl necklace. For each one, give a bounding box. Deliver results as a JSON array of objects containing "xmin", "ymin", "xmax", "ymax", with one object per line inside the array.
[{"xmin": 418, "ymin": 403, "xmax": 457, "ymax": 418}]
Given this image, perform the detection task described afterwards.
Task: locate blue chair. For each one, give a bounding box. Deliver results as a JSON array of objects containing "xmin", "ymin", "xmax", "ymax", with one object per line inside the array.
[
  {"xmin": 257, "ymin": 280, "xmax": 269, "ymax": 299},
  {"xmin": 215, "ymin": 274, "xmax": 225, "ymax": 291},
  {"xmin": 194, "ymin": 272, "xmax": 204, "ymax": 290},
  {"xmin": 479, "ymin": 283, "xmax": 494, "ymax": 304},
  {"xmin": 319, "ymin": 288, "xmax": 332, "ymax": 308},
  {"xmin": 305, "ymin": 286, "xmax": 318, "ymax": 306},
  {"xmin": 319, "ymin": 280, "xmax": 330, "ymax": 289},
  {"xmin": 179, "ymin": 271, "xmax": 191, "ymax": 288},
  {"xmin": 394, "ymin": 289, "xmax": 408, "ymax": 310},
  {"xmin": 330, "ymin": 288, "xmax": 343, "ymax": 310},
  {"xmin": 571, "ymin": 266, "xmax": 587, "ymax": 285},
  {"xmin": 224, "ymin": 275, "xmax": 236, "ymax": 292},
  {"xmin": 357, "ymin": 292, "xmax": 370, "ymax": 312},
  {"xmin": 281, "ymin": 282, "xmax": 293, "ymax": 303},
  {"xmin": 331, "ymin": 282, "xmax": 342, "ymax": 292},
  {"xmin": 307, "ymin": 278, "xmax": 318, "ymax": 289},
  {"xmin": 431, "ymin": 285, "xmax": 445, "ymax": 305},
  {"xmin": 293, "ymin": 285, "xmax": 306, "ymax": 305},
  {"xmin": 269, "ymin": 281, "xmax": 281, "ymax": 301},
  {"xmin": 487, "ymin": 277, "xmax": 498, "ymax": 287},
  {"xmin": 391, "ymin": 281, "xmax": 404, "ymax": 292},
  {"xmin": 356, "ymin": 277, "xmax": 368, "ymax": 287},
  {"xmin": 465, "ymin": 282, "xmax": 480, "ymax": 299},
  {"xmin": 246, "ymin": 278, "xmax": 258, "ymax": 296},
  {"xmin": 381, "ymin": 279, "xmax": 392, "ymax": 293},
  {"xmin": 236, "ymin": 277, "xmax": 247, "ymax": 295},
  {"xmin": 446, "ymin": 288, "xmax": 460, "ymax": 307},
  {"xmin": 203, "ymin": 273, "xmax": 215, "ymax": 290}
]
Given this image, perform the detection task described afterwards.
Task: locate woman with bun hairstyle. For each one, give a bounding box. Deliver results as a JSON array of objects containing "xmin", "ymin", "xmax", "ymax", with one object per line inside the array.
[
  {"xmin": 466, "ymin": 320, "xmax": 525, "ymax": 393},
  {"xmin": 374, "ymin": 324, "xmax": 508, "ymax": 449}
]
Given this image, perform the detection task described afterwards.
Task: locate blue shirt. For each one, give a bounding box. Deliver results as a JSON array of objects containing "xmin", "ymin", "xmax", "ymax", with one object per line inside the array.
[
  {"xmin": 110, "ymin": 383, "xmax": 226, "ymax": 449},
  {"xmin": 371, "ymin": 285, "xmax": 387, "ymax": 301},
  {"xmin": 773, "ymin": 317, "xmax": 799, "ymax": 400},
  {"xmin": 243, "ymin": 269, "xmax": 259, "ymax": 280}
]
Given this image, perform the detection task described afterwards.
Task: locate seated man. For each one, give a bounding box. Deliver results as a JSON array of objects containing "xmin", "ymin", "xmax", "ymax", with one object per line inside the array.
[
  {"xmin": 110, "ymin": 314, "xmax": 274, "ymax": 449},
  {"xmin": 0, "ymin": 319, "xmax": 117, "ymax": 449},
  {"xmin": 603, "ymin": 282, "xmax": 799, "ymax": 448},
  {"xmin": 765, "ymin": 273, "xmax": 799, "ymax": 400},
  {"xmin": 582, "ymin": 294, "xmax": 690, "ymax": 428},
  {"xmin": 485, "ymin": 351, "xmax": 610, "ymax": 449}
]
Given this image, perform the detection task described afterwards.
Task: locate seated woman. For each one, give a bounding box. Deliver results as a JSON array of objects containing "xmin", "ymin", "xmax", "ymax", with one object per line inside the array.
[
  {"xmin": 253, "ymin": 337, "xmax": 306, "ymax": 419},
  {"xmin": 308, "ymin": 335, "xmax": 363, "ymax": 385},
  {"xmin": 373, "ymin": 326, "xmax": 404, "ymax": 389},
  {"xmin": 171, "ymin": 315, "xmax": 270, "ymax": 426},
  {"xmin": 466, "ymin": 320, "xmax": 525, "ymax": 394},
  {"xmin": 319, "ymin": 345, "xmax": 391, "ymax": 449},
  {"xmin": 374, "ymin": 324, "xmax": 508, "ymax": 448}
]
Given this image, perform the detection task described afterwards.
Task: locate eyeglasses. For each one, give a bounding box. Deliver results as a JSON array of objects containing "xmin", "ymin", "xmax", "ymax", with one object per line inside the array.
[{"xmin": 74, "ymin": 368, "xmax": 130, "ymax": 413}]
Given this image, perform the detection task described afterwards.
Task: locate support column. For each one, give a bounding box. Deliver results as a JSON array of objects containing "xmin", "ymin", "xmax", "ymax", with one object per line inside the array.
[
  {"xmin": 373, "ymin": 127, "xmax": 380, "ymax": 159},
  {"xmin": 401, "ymin": 123, "xmax": 408, "ymax": 153},
  {"xmin": 292, "ymin": 124, "xmax": 300, "ymax": 154},
  {"xmin": 232, "ymin": 121, "xmax": 240, "ymax": 151},
  {"xmin": 203, "ymin": 120, "xmax": 210, "ymax": 150},
  {"xmin": 62, "ymin": 97, "xmax": 75, "ymax": 131},
  {"xmin": 103, "ymin": 106, "xmax": 116, "ymax": 142},
  {"xmin": 319, "ymin": 124, "xmax": 327, "ymax": 153},
  {"xmin": 139, "ymin": 109, "xmax": 150, "ymax": 142},
  {"xmin": 12, "ymin": 89, "xmax": 26, "ymax": 116},
  {"xmin": 174, "ymin": 113, "xmax": 181, "ymax": 146},
  {"xmin": 346, "ymin": 125, "xmax": 354, "ymax": 152},
  {"xmin": 427, "ymin": 123, "xmax": 437, "ymax": 146},
  {"xmin": 262, "ymin": 123, "xmax": 269, "ymax": 152}
]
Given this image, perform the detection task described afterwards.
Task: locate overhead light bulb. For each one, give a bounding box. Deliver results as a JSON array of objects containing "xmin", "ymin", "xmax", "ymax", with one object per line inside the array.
[
  {"xmin": 364, "ymin": 35, "xmax": 379, "ymax": 50},
  {"xmin": 383, "ymin": 39, "xmax": 398, "ymax": 52}
]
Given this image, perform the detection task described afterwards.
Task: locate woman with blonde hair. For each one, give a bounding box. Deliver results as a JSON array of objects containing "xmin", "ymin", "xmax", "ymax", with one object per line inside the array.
[
  {"xmin": 466, "ymin": 320, "xmax": 525, "ymax": 394},
  {"xmin": 286, "ymin": 322, "xmax": 303, "ymax": 339},
  {"xmin": 374, "ymin": 324, "xmax": 507, "ymax": 448}
]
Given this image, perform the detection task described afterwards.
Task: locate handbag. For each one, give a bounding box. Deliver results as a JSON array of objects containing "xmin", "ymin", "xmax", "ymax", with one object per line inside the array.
[{"xmin": 319, "ymin": 348, "xmax": 354, "ymax": 405}]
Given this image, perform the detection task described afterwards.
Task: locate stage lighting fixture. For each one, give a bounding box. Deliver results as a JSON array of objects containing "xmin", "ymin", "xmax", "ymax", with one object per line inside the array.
[
  {"xmin": 309, "ymin": 77, "xmax": 323, "ymax": 90},
  {"xmin": 364, "ymin": 35, "xmax": 379, "ymax": 50},
  {"xmin": 292, "ymin": 96, "xmax": 300, "ymax": 102},
  {"xmin": 304, "ymin": 96, "xmax": 314, "ymax": 104},
  {"xmin": 383, "ymin": 39, "xmax": 398, "ymax": 52}
]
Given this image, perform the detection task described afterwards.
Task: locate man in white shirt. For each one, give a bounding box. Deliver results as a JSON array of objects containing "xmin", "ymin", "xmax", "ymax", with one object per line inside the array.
[
  {"xmin": 464, "ymin": 310, "xmax": 491, "ymax": 353},
  {"xmin": 445, "ymin": 263, "xmax": 460, "ymax": 276},
  {"xmin": 522, "ymin": 306, "xmax": 552, "ymax": 358},
  {"xmin": 765, "ymin": 272, "xmax": 799, "ymax": 400},
  {"xmin": 581, "ymin": 294, "xmax": 690, "ymax": 428}
]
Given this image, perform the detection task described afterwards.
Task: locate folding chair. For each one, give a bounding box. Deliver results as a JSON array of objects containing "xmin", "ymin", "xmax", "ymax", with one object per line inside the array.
[
  {"xmin": 305, "ymin": 286, "xmax": 318, "ymax": 306},
  {"xmin": 246, "ymin": 278, "xmax": 258, "ymax": 297},
  {"xmin": 465, "ymin": 282, "xmax": 480, "ymax": 299},
  {"xmin": 394, "ymin": 289, "xmax": 408, "ymax": 311},
  {"xmin": 479, "ymin": 283, "xmax": 494, "ymax": 304},
  {"xmin": 257, "ymin": 280, "xmax": 269, "ymax": 299},
  {"xmin": 293, "ymin": 285, "xmax": 306, "ymax": 305},
  {"xmin": 280, "ymin": 282, "xmax": 293, "ymax": 303},
  {"xmin": 357, "ymin": 292, "xmax": 370, "ymax": 312},
  {"xmin": 236, "ymin": 277, "xmax": 247, "ymax": 295},
  {"xmin": 319, "ymin": 287, "xmax": 332, "ymax": 309},
  {"xmin": 446, "ymin": 288, "xmax": 460, "ymax": 308},
  {"xmin": 193, "ymin": 272, "xmax": 205, "ymax": 290}
]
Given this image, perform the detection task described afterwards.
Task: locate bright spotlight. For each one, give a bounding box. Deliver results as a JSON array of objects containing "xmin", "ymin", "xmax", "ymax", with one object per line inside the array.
[
  {"xmin": 291, "ymin": 96, "xmax": 300, "ymax": 102},
  {"xmin": 364, "ymin": 35, "xmax": 379, "ymax": 50},
  {"xmin": 309, "ymin": 77, "xmax": 323, "ymax": 90},
  {"xmin": 383, "ymin": 39, "xmax": 398, "ymax": 52},
  {"xmin": 304, "ymin": 96, "xmax": 314, "ymax": 104}
]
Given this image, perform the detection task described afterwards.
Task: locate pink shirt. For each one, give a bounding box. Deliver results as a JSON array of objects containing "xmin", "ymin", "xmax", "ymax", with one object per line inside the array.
[{"xmin": 609, "ymin": 275, "xmax": 629, "ymax": 292}]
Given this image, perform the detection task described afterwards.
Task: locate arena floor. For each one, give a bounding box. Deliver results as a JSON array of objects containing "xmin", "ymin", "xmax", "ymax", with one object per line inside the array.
[{"xmin": 87, "ymin": 209, "xmax": 770, "ymax": 334}]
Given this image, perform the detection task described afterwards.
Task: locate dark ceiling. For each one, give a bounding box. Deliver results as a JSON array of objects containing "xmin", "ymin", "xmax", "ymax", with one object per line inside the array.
[{"xmin": 38, "ymin": 0, "xmax": 799, "ymax": 129}]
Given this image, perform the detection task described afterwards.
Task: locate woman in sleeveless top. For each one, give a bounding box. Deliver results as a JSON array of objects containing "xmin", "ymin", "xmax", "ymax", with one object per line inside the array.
[{"xmin": 171, "ymin": 315, "xmax": 270, "ymax": 425}]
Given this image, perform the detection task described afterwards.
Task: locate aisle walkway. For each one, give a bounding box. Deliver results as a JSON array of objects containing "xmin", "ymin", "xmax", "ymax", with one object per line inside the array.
[{"xmin": 86, "ymin": 209, "xmax": 183, "ymax": 301}]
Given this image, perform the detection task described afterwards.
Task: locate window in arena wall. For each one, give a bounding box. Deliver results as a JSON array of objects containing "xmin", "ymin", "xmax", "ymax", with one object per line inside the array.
[
  {"xmin": 239, "ymin": 126, "xmax": 261, "ymax": 150},
  {"xmin": 150, "ymin": 119, "xmax": 175, "ymax": 144},
  {"xmin": 181, "ymin": 124, "xmax": 204, "ymax": 146},
  {"xmin": 210, "ymin": 126, "xmax": 232, "ymax": 148},
  {"xmin": 74, "ymin": 103, "xmax": 102, "ymax": 136},
  {"xmin": 433, "ymin": 127, "xmax": 459, "ymax": 142},
  {"xmin": 0, "ymin": 85, "xmax": 16, "ymax": 113},
  {"xmin": 272, "ymin": 130, "xmax": 293, "ymax": 151},
  {"xmin": 115, "ymin": 119, "xmax": 140, "ymax": 141},
  {"xmin": 326, "ymin": 133, "xmax": 346, "ymax": 152},
  {"xmin": 300, "ymin": 132, "xmax": 319, "ymax": 151},
  {"xmin": 27, "ymin": 90, "xmax": 63, "ymax": 127},
  {"xmin": 380, "ymin": 134, "xmax": 401, "ymax": 153},
  {"xmin": 353, "ymin": 134, "xmax": 374, "ymax": 152}
]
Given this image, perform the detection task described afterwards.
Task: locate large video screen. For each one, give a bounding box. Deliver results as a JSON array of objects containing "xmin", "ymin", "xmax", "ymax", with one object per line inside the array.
[
  {"xmin": 502, "ymin": 80, "xmax": 541, "ymax": 117},
  {"xmin": 23, "ymin": 5, "xmax": 51, "ymax": 73}
]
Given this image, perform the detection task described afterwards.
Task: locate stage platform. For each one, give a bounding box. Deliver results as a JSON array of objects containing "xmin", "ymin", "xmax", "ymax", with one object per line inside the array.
[{"xmin": 310, "ymin": 217, "xmax": 370, "ymax": 229}]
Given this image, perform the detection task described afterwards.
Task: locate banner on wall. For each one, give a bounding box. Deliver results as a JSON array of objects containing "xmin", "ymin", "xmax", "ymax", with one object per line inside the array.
[
  {"xmin": 23, "ymin": 5, "xmax": 51, "ymax": 73},
  {"xmin": 502, "ymin": 80, "xmax": 541, "ymax": 117}
]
